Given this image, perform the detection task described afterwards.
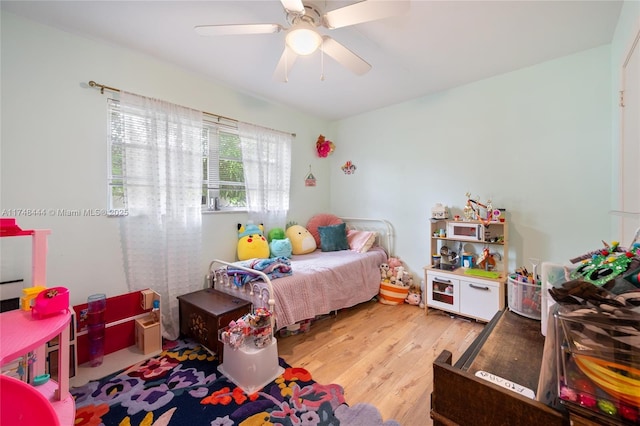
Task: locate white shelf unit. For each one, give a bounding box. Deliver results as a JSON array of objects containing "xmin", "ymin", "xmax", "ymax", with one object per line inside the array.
[{"xmin": 424, "ymin": 219, "xmax": 508, "ymax": 322}]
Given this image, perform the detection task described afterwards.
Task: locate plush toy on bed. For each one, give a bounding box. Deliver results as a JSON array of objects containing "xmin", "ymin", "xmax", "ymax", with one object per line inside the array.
[
  {"xmin": 237, "ymin": 222, "xmax": 270, "ymax": 261},
  {"xmin": 285, "ymin": 224, "xmax": 317, "ymax": 255},
  {"xmin": 267, "ymin": 227, "xmax": 292, "ymax": 259}
]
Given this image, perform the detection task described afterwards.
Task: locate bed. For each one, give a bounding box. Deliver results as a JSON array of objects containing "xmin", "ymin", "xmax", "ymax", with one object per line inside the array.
[{"xmin": 206, "ymin": 217, "xmax": 393, "ymax": 330}]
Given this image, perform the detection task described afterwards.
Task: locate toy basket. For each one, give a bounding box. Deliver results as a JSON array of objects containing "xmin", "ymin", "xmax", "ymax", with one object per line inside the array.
[
  {"xmin": 507, "ymin": 275, "xmax": 542, "ymax": 320},
  {"xmin": 379, "ymin": 281, "xmax": 409, "ymax": 305}
]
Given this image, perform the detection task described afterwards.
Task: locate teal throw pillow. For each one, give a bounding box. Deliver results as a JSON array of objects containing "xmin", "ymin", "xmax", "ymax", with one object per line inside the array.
[{"xmin": 318, "ymin": 223, "xmax": 349, "ymax": 252}]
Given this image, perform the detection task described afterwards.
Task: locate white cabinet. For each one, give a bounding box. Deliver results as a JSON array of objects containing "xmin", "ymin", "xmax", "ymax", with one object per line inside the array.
[
  {"xmin": 425, "ymin": 270, "xmax": 503, "ymax": 322},
  {"xmin": 425, "ymin": 218, "xmax": 508, "ymax": 322},
  {"xmin": 459, "ymin": 276, "xmax": 502, "ymax": 321}
]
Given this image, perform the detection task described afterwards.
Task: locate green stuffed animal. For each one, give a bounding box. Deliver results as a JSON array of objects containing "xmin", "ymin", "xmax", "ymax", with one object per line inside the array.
[
  {"xmin": 237, "ymin": 223, "xmax": 270, "ymax": 261},
  {"xmin": 267, "ymin": 227, "xmax": 292, "ymax": 258}
]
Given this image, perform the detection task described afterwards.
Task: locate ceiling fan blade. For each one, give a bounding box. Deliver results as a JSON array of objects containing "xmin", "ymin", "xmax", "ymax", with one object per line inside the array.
[
  {"xmin": 280, "ymin": 0, "xmax": 305, "ymax": 14},
  {"xmin": 320, "ymin": 36, "xmax": 371, "ymax": 76},
  {"xmin": 323, "ymin": 0, "xmax": 410, "ymax": 29},
  {"xmin": 194, "ymin": 23, "xmax": 283, "ymax": 36},
  {"xmin": 273, "ymin": 46, "xmax": 299, "ymax": 82}
]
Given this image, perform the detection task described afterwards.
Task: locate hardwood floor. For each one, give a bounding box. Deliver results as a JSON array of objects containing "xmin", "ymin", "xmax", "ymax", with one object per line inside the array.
[{"xmin": 277, "ymin": 300, "xmax": 486, "ymax": 426}]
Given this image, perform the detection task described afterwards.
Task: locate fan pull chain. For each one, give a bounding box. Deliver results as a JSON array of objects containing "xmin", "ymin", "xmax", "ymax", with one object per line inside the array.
[{"xmin": 320, "ymin": 39, "xmax": 325, "ymax": 81}]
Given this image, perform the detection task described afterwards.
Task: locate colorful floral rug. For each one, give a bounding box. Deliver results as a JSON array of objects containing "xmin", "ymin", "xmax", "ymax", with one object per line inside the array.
[{"xmin": 71, "ymin": 338, "xmax": 398, "ymax": 426}]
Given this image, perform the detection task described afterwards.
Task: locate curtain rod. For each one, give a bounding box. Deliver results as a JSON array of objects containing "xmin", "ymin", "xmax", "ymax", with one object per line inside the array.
[{"xmin": 88, "ymin": 80, "xmax": 296, "ymax": 137}]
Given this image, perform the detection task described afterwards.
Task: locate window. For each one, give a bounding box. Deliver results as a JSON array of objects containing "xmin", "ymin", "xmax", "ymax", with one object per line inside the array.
[
  {"xmin": 108, "ymin": 99, "xmax": 246, "ymax": 212},
  {"xmin": 202, "ymin": 122, "xmax": 246, "ymax": 211}
]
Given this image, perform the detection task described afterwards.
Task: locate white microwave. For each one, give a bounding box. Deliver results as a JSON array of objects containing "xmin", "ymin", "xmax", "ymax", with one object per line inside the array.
[{"xmin": 446, "ymin": 222, "xmax": 484, "ymax": 241}]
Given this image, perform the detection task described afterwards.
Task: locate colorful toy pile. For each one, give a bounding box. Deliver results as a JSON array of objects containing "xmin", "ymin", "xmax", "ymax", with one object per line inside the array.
[
  {"xmin": 219, "ymin": 308, "xmax": 273, "ymax": 350},
  {"xmin": 557, "ymin": 304, "xmax": 639, "ymax": 423},
  {"xmin": 550, "ymin": 239, "xmax": 640, "ymax": 423}
]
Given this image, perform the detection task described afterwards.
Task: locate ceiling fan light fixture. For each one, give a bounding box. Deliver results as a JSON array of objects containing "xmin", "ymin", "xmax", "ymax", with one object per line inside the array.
[{"xmin": 286, "ymin": 24, "xmax": 322, "ymax": 56}]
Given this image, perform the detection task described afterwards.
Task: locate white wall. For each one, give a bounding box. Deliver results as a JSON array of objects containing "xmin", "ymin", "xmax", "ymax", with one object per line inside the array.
[
  {"xmin": 330, "ymin": 45, "xmax": 613, "ymax": 280},
  {"xmin": 0, "ymin": 11, "xmax": 332, "ymax": 306},
  {"xmin": 610, "ymin": 1, "xmax": 640, "ymax": 242}
]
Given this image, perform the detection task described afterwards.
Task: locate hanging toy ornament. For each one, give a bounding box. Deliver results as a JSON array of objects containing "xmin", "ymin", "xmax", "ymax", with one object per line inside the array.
[{"xmin": 316, "ymin": 134, "xmax": 335, "ymax": 158}]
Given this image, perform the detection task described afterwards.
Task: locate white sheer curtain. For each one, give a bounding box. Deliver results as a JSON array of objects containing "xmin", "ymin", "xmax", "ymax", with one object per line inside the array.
[
  {"xmin": 238, "ymin": 122, "xmax": 292, "ymax": 231},
  {"xmin": 117, "ymin": 91, "xmax": 204, "ymax": 340}
]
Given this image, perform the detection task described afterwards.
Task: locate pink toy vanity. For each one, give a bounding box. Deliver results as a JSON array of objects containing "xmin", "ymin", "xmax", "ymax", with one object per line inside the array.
[{"xmin": 0, "ymin": 219, "xmax": 75, "ymax": 425}]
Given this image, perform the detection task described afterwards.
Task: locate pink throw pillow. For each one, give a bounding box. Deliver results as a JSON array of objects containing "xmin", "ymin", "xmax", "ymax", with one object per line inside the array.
[
  {"xmin": 347, "ymin": 230, "xmax": 377, "ymax": 253},
  {"xmin": 306, "ymin": 214, "xmax": 343, "ymax": 247}
]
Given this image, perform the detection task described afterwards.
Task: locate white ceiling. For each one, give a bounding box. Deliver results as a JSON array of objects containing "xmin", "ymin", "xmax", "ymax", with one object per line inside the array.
[{"xmin": 1, "ymin": 0, "xmax": 623, "ymax": 120}]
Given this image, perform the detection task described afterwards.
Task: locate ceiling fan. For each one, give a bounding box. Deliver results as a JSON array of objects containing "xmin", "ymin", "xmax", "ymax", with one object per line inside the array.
[{"xmin": 194, "ymin": 0, "xmax": 410, "ymax": 81}]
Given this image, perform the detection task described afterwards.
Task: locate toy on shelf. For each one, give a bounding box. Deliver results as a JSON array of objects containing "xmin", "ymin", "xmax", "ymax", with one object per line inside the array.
[
  {"xmin": 476, "ymin": 248, "xmax": 497, "ymax": 271},
  {"xmin": 20, "ymin": 286, "xmax": 47, "ymax": 311},
  {"xmin": 462, "ymin": 193, "xmax": 502, "ymax": 226},
  {"xmin": 431, "ymin": 203, "xmax": 449, "ymax": 219},
  {"xmin": 31, "ymin": 287, "xmax": 69, "ymax": 319}
]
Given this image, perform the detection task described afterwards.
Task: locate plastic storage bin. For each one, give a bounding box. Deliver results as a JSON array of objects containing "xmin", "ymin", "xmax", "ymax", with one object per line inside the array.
[
  {"xmin": 540, "ymin": 262, "xmax": 573, "ymax": 336},
  {"xmin": 507, "ymin": 275, "xmax": 542, "ymax": 320},
  {"xmin": 217, "ymin": 338, "xmax": 284, "ymax": 394},
  {"xmin": 555, "ymin": 305, "xmax": 639, "ymax": 424}
]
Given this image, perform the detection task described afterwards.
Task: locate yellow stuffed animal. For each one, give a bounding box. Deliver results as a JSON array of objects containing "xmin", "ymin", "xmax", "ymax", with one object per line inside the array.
[
  {"xmin": 237, "ymin": 223, "xmax": 270, "ymax": 261},
  {"xmin": 285, "ymin": 224, "xmax": 317, "ymax": 255}
]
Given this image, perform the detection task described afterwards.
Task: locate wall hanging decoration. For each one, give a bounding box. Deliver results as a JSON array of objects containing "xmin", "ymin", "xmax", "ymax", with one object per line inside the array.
[
  {"xmin": 305, "ymin": 165, "xmax": 316, "ymax": 187},
  {"xmin": 341, "ymin": 161, "xmax": 357, "ymax": 175},
  {"xmin": 316, "ymin": 134, "xmax": 335, "ymax": 158}
]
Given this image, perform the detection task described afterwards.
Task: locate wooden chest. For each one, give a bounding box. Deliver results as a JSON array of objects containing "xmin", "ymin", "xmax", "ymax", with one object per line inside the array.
[{"xmin": 177, "ymin": 288, "xmax": 252, "ymax": 363}]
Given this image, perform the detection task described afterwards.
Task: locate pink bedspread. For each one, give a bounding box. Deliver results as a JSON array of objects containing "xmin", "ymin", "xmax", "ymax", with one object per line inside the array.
[{"xmin": 216, "ymin": 246, "xmax": 387, "ymax": 329}]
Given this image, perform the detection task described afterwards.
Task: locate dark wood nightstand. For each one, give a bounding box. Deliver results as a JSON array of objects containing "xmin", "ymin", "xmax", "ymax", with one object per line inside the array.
[{"xmin": 177, "ymin": 288, "xmax": 252, "ymax": 363}]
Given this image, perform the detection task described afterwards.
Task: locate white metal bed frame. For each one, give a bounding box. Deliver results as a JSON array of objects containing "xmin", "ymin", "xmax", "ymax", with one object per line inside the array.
[{"xmin": 205, "ymin": 217, "xmax": 394, "ymax": 335}]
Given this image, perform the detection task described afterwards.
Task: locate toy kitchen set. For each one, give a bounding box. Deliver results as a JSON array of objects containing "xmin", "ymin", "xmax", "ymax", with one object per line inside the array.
[{"xmin": 425, "ymin": 199, "xmax": 508, "ymax": 322}]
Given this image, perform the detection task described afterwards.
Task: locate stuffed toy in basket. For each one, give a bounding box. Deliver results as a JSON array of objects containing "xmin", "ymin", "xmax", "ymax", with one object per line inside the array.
[{"xmin": 378, "ymin": 257, "xmax": 410, "ymax": 305}]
